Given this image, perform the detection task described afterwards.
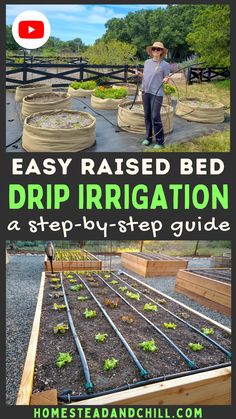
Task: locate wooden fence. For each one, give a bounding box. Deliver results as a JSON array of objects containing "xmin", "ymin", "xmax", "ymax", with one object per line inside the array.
[{"xmin": 187, "ymin": 66, "xmax": 230, "ymax": 84}]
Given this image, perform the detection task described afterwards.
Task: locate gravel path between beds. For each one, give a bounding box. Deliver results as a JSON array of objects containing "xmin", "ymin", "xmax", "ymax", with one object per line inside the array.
[
  {"xmin": 6, "ymin": 254, "xmax": 44, "ymax": 405},
  {"xmin": 6, "ymin": 254, "xmax": 231, "ymax": 405}
]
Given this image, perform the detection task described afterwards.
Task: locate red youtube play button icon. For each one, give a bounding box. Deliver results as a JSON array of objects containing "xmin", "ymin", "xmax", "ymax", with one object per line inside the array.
[
  {"xmin": 18, "ymin": 21, "xmax": 44, "ymax": 39},
  {"xmin": 12, "ymin": 11, "xmax": 50, "ymax": 49}
]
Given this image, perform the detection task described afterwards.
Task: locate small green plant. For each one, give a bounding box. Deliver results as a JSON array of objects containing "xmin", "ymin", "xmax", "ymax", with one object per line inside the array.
[
  {"xmin": 119, "ymin": 286, "xmax": 127, "ymax": 292},
  {"xmin": 93, "ymin": 87, "xmax": 127, "ymax": 100},
  {"xmin": 70, "ymin": 80, "xmax": 97, "ymax": 90},
  {"xmin": 77, "ymin": 296, "xmax": 89, "ymax": 301},
  {"xmin": 201, "ymin": 327, "xmax": 214, "ymax": 336},
  {"xmin": 51, "ymin": 284, "xmax": 62, "ymax": 290},
  {"xmin": 53, "ymin": 323, "xmax": 69, "ymax": 334},
  {"xmin": 143, "ymin": 303, "xmax": 158, "ymax": 311},
  {"xmin": 56, "ymin": 352, "xmax": 72, "ymax": 368},
  {"xmin": 69, "ymin": 279, "xmax": 77, "ymax": 283},
  {"xmin": 163, "ymin": 322, "xmax": 177, "ymax": 329},
  {"xmin": 139, "ymin": 339, "xmax": 158, "ymax": 352},
  {"xmin": 103, "ymin": 298, "xmax": 120, "ymax": 308},
  {"xmin": 50, "ymin": 278, "xmax": 60, "ymax": 283},
  {"xmin": 70, "ymin": 284, "xmax": 83, "ymax": 292},
  {"xmin": 188, "ymin": 342, "xmax": 204, "ymax": 351},
  {"xmin": 104, "ymin": 274, "xmax": 111, "ymax": 279},
  {"xmin": 110, "ymin": 280, "xmax": 118, "ymax": 285},
  {"xmin": 83, "ymin": 308, "xmax": 97, "ymax": 318},
  {"xmin": 95, "ymin": 333, "xmax": 108, "ymax": 343},
  {"xmin": 164, "ymin": 83, "xmax": 176, "ymax": 96},
  {"xmin": 104, "ymin": 358, "xmax": 118, "ymax": 371},
  {"xmin": 126, "ymin": 291, "xmax": 140, "ymax": 300},
  {"xmin": 67, "ymin": 275, "xmax": 73, "ymax": 279},
  {"xmin": 53, "ymin": 303, "xmax": 66, "ymax": 311},
  {"xmin": 120, "ymin": 314, "xmax": 135, "ymax": 324}
]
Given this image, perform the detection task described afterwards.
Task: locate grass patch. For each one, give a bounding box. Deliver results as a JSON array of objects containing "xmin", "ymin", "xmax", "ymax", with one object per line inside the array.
[{"xmin": 147, "ymin": 129, "xmax": 230, "ymax": 152}]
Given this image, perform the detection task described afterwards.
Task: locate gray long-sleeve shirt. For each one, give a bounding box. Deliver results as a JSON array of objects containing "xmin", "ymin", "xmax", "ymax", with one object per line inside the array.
[{"xmin": 142, "ymin": 59, "xmax": 170, "ymax": 96}]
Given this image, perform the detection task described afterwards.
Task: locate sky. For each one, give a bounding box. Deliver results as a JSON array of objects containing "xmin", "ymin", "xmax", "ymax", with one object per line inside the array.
[{"xmin": 6, "ymin": 4, "xmax": 166, "ymax": 44}]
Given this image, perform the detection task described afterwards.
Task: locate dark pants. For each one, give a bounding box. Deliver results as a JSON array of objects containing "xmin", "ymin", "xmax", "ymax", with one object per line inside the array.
[{"xmin": 142, "ymin": 93, "xmax": 164, "ymax": 145}]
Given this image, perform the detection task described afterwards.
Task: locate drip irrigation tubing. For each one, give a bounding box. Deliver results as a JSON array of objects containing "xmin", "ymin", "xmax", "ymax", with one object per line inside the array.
[
  {"xmin": 94, "ymin": 273, "xmax": 197, "ymax": 370},
  {"xmin": 60, "ymin": 273, "xmax": 94, "ymax": 393},
  {"xmin": 58, "ymin": 361, "xmax": 231, "ymax": 403},
  {"xmin": 112, "ymin": 271, "xmax": 232, "ymax": 359},
  {"xmin": 5, "ymin": 136, "xmax": 22, "ymax": 148},
  {"xmin": 76, "ymin": 273, "xmax": 149, "ymax": 379}
]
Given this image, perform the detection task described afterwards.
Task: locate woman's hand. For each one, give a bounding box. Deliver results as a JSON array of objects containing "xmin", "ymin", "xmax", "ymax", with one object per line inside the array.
[{"xmin": 163, "ymin": 76, "xmax": 171, "ymax": 83}]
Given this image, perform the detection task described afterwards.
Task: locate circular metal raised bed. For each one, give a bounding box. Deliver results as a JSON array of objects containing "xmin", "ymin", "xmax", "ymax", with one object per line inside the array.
[
  {"xmin": 22, "ymin": 109, "xmax": 96, "ymax": 152},
  {"xmin": 68, "ymin": 86, "xmax": 95, "ymax": 98},
  {"xmin": 22, "ymin": 92, "xmax": 72, "ymax": 119},
  {"xmin": 15, "ymin": 83, "xmax": 52, "ymax": 103},
  {"xmin": 175, "ymin": 97, "xmax": 225, "ymax": 123},
  {"xmin": 91, "ymin": 94, "xmax": 127, "ymax": 110},
  {"xmin": 117, "ymin": 100, "xmax": 173, "ymax": 134},
  {"xmin": 112, "ymin": 83, "xmax": 137, "ymax": 96}
]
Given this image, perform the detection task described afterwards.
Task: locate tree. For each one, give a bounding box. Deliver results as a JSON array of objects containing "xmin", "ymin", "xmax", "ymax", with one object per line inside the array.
[
  {"xmin": 84, "ymin": 40, "xmax": 137, "ymax": 65},
  {"xmin": 6, "ymin": 25, "xmax": 19, "ymax": 51},
  {"xmin": 187, "ymin": 5, "xmax": 230, "ymax": 67}
]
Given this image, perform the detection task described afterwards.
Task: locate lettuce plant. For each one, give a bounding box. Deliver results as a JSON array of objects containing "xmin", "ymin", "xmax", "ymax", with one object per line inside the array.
[
  {"xmin": 70, "ymin": 284, "xmax": 83, "ymax": 292},
  {"xmin": 53, "ymin": 323, "xmax": 69, "ymax": 334},
  {"xmin": 139, "ymin": 339, "xmax": 158, "ymax": 352},
  {"xmin": 104, "ymin": 358, "xmax": 118, "ymax": 371},
  {"xmin": 95, "ymin": 333, "xmax": 108, "ymax": 343},
  {"xmin": 83, "ymin": 308, "xmax": 97, "ymax": 318},
  {"xmin": 188, "ymin": 342, "xmax": 204, "ymax": 351},
  {"xmin": 56, "ymin": 352, "xmax": 72, "ymax": 368},
  {"xmin": 201, "ymin": 327, "xmax": 214, "ymax": 335},
  {"xmin": 163, "ymin": 322, "xmax": 177, "ymax": 329},
  {"xmin": 143, "ymin": 303, "xmax": 158, "ymax": 311},
  {"xmin": 53, "ymin": 303, "xmax": 66, "ymax": 311},
  {"xmin": 126, "ymin": 291, "xmax": 140, "ymax": 300}
]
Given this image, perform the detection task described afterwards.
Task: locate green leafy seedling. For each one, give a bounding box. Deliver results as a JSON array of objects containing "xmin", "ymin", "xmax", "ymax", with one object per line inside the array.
[
  {"xmin": 201, "ymin": 327, "xmax": 214, "ymax": 336},
  {"xmin": 53, "ymin": 323, "xmax": 69, "ymax": 334},
  {"xmin": 56, "ymin": 352, "xmax": 72, "ymax": 368},
  {"xmin": 53, "ymin": 303, "xmax": 66, "ymax": 311},
  {"xmin": 104, "ymin": 274, "xmax": 111, "ymax": 279},
  {"xmin": 143, "ymin": 303, "xmax": 158, "ymax": 311},
  {"xmin": 51, "ymin": 284, "xmax": 62, "ymax": 290},
  {"xmin": 67, "ymin": 275, "xmax": 73, "ymax": 279},
  {"xmin": 188, "ymin": 342, "xmax": 204, "ymax": 351},
  {"xmin": 110, "ymin": 280, "xmax": 118, "ymax": 285},
  {"xmin": 70, "ymin": 284, "xmax": 83, "ymax": 292},
  {"xmin": 118, "ymin": 286, "xmax": 127, "ymax": 292},
  {"xmin": 139, "ymin": 339, "xmax": 158, "ymax": 352},
  {"xmin": 126, "ymin": 291, "xmax": 140, "ymax": 300},
  {"xmin": 83, "ymin": 308, "xmax": 97, "ymax": 318},
  {"xmin": 69, "ymin": 279, "xmax": 77, "ymax": 284},
  {"xmin": 77, "ymin": 296, "xmax": 89, "ymax": 301},
  {"xmin": 104, "ymin": 358, "xmax": 118, "ymax": 371},
  {"xmin": 95, "ymin": 333, "xmax": 108, "ymax": 343},
  {"xmin": 50, "ymin": 278, "xmax": 60, "ymax": 283},
  {"xmin": 163, "ymin": 322, "xmax": 177, "ymax": 329}
]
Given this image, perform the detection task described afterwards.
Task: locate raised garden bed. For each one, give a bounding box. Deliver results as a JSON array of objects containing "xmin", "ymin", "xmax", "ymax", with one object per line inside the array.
[
  {"xmin": 121, "ymin": 252, "xmax": 188, "ymax": 277},
  {"xmin": 44, "ymin": 249, "xmax": 102, "ymax": 271},
  {"xmin": 175, "ymin": 269, "xmax": 231, "ymax": 316},
  {"xmin": 22, "ymin": 92, "xmax": 71, "ymax": 119},
  {"xmin": 175, "ymin": 97, "xmax": 225, "ymax": 123},
  {"xmin": 17, "ymin": 270, "xmax": 231, "ymax": 405},
  {"xmin": 22, "ymin": 109, "xmax": 96, "ymax": 152},
  {"xmin": 117, "ymin": 101, "xmax": 173, "ymax": 134},
  {"xmin": 15, "ymin": 83, "xmax": 52, "ymax": 103},
  {"xmin": 112, "ymin": 83, "xmax": 137, "ymax": 96},
  {"xmin": 91, "ymin": 87, "xmax": 128, "ymax": 110},
  {"xmin": 210, "ymin": 255, "xmax": 231, "ymax": 268}
]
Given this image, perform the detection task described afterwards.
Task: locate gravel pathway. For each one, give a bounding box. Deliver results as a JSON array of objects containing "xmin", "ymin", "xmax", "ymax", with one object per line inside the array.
[
  {"xmin": 6, "ymin": 254, "xmax": 231, "ymax": 405},
  {"xmin": 6, "ymin": 254, "xmax": 44, "ymax": 405}
]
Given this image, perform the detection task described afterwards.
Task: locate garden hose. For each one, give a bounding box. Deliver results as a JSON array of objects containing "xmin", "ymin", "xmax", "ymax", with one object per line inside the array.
[
  {"xmin": 76, "ymin": 273, "xmax": 149, "ymax": 380},
  {"xmin": 60, "ymin": 273, "xmax": 94, "ymax": 393},
  {"xmin": 94, "ymin": 273, "xmax": 197, "ymax": 370},
  {"xmin": 113, "ymin": 271, "xmax": 231, "ymax": 360}
]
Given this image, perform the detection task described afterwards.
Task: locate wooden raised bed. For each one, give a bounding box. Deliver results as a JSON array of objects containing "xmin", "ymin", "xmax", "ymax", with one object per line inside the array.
[
  {"xmin": 44, "ymin": 249, "xmax": 102, "ymax": 271},
  {"xmin": 16, "ymin": 270, "xmax": 231, "ymax": 405},
  {"xmin": 175, "ymin": 269, "xmax": 231, "ymax": 316},
  {"xmin": 121, "ymin": 252, "xmax": 188, "ymax": 277}
]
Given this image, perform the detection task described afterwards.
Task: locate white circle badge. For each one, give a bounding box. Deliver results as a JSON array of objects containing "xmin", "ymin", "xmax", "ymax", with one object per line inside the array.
[{"xmin": 12, "ymin": 10, "xmax": 51, "ymax": 49}]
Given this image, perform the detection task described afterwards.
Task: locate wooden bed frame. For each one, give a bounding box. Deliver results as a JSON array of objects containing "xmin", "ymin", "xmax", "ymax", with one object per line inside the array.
[{"xmin": 44, "ymin": 249, "xmax": 102, "ymax": 271}]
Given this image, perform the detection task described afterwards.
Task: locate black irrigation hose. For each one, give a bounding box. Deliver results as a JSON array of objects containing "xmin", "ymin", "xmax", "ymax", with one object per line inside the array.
[
  {"xmin": 94, "ymin": 273, "xmax": 197, "ymax": 370},
  {"xmin": 73, "ymin": 97, "xmax": 121, "ymax": 132},
  {"xmin": 5, "ymin": 136, "xmax": 22, "ymax": 148},
  {"xmin": 60, "ymin": 273, "xmax": 94, "ymax": 393},
  {"xmin": 58, "ymin": 361, "xmax": 231, "ymax": 403},
  {"xmin": 76, "ymin": 273, "xmax": 149, "ymax": 380},
  {"xmin": 112, "ymin": 272, "xmax": 232, "ymax": 360}
]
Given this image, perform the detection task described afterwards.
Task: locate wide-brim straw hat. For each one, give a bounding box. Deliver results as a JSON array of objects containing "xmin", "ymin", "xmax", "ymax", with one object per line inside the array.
[{"xmin": 146, "ymin": 41, "xmax": 168, "ymax": 57}]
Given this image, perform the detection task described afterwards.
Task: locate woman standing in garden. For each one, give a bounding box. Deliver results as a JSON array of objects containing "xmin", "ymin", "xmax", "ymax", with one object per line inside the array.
[{"xmin": 139, "ymin": 41, "xmax": 171, "ymax": 148}]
